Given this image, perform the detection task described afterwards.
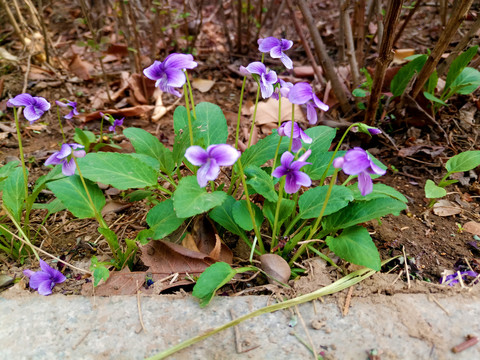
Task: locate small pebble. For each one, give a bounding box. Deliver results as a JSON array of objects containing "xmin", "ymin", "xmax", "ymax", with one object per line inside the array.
[{"xmin": 311, "ymin": 319, "xmax": 325, "ymax": 330}]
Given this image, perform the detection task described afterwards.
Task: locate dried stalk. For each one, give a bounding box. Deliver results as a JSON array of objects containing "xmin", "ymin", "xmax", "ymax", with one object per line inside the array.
[
  {"xmin": 118, "ymin": 0, "xmax": 137, "ymax": 73},
  {"xmin": 0, "ymin": 0, "xmax": 26, "ymax": 46},
  {"xmin": 437, "ymin": 15, "xmax": 480, "ymax": 78},
  {"xmin": 393, "ymin": 0, "xmax": 423, "ymax": 46},
  {"xmin": 236, "ymin": 0, "xmax": 242, "ymax": 52},
  {"xmin": 364, "ymin": 0, "xmax": 405, "ymax": 125},
  {"xmin": 341, "ymin": 0, "xmax": 360, "ymax": 87},
  {"xmin": 337, "ymin": 2, "xmax": 346, "ymax": 63},
  {"xmin": 296, "ymin": 0, "xmax": 350, "ymax": 114},
  {"xmin": 411, "ymin": 0, "xmax": 474, "ymax": 99},
  {"xmin": 286, "ymin": 0, "xmax": 325, "ymax": 85},
  {"xmin": 353, "ymin": 0, "xmax": 366, "ymax": 66},
  {"xmin": 267, "ymin": 0, "xmax": 286, "ymax": 37},
  {"xmin": 375, "ymin": 0, "xmax": 384, "ymax": 47},
  {"xmin": 218, "ymin": 0, "xmax": 233, "ymax": 53},
  {"xmin": 36, "ymin": 0, "xmax": 51, "ymax": 64}
]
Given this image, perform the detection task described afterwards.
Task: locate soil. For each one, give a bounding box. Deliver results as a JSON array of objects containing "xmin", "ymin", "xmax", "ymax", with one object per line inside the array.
[{"xmin": 1, "ymin": 1, "xmax": 480, "ymax": 298}]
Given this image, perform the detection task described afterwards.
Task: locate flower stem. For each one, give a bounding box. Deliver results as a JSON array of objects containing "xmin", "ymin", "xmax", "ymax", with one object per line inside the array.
[
  {"xmin": 247, "ymin": 82, "xmax": 261, "ymax": 147},
  {"xmin": 288, "ymin": 104, "xmax": 295, "ymax": 152},
  {"xmin": 183, "ymin": 84, "xmax": 194, "ymax": 147},
  {"xmin": 236, "ymin": 159, "xmax": 265, "ymax": 253},
  {"xmin": 56, "ymin": 105, "xmax": 66, "ymax": 142},
  {"xmin": 320, "ymin": 123, "xmax": 358, "ymax": 184},
  {"xmin": 235, "ymin": 76, "xmax": 247, "ymax": 150},
  {"xmin": 289, "ymin": 169, "xmax": 339, "ymax": 266},
  {"xmin": 184, "ymin": 70, "xmax": 196, "ymax": 119},
  {"xmin": 270, "ymin": 177, "xmax": 285, "ymax": 251},
  {"xmin": 158, "ymin": 172, "xmax": 177, "ymax": 189},
  {"xmin": 13, "ymin": 107, "xmax": 29, "ymax": 202},
  {"xmin": 271, "ymin": 136, "xmax": 283, "ymax": 178},
  {"xmin": 2, "ymin": 205, "xmax": 39, "ymax": 261}
]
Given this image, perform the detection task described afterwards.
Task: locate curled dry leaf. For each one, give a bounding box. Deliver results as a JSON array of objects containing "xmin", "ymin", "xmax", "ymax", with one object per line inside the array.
[
  {"xmin": 463, "ymin": 221, "xmax": 480, "ymax": 236},
  {"xmin": 392, "ymin": 49, "xmax": 415, "ymax": 65},
  {"xmin": 433, "ymin": 200, "xmax": 462, "ymax": 217},
  {"xmin": 260, "ymin": 253, "xmax": 291, "ymax": 284},
  {"xmin": 79, "ymin": 105, "xmax": 154, "ymax": 123},
  {"xmin": 253, "ymin": 97, "xmax": 306, "ymax": 131},
  {"xmin": 192, "ymin": 78, "xmax": 215, "ymax": 93},
  {"xmin": 68, "ymin": 54, "xmax": 93, "ymax": 80}
]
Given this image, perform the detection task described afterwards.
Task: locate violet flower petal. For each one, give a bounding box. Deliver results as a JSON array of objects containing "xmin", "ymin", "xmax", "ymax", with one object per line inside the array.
[
  {"xmin": 143, "ymin": 61, "xmax": 164, "ymax": 80},
  {"xmin": 245, "ymin": 62, "xmax": 266, "ymax": 75},
  {"xmin": 62, "ymin": 158, "xmax": 76, "ymax": 176},
  {"xmin": 33, "ymin": 97, "xmax": 51, "ymax": 112},
  {"xmin": 358, "ymin": 172, "xmax": 373, "ymax": 196},
  {"xmin": 280, "ymin": 151, "xmax": 294, "ymax": 168},
  {"xmin": 208, "ymin": 144, "xmax": 240, "ymax": 166},
  {"xmin": 163, "ymin": 53, "xmax": 198, "ymax": 70},
  {"xmin": 280, "ymin": 53, "xmax": 293, "ymax": 70},
  {"xmin": 285, "ymin": 174, "xmax": 301, "ymax": 194},
  {"xmin": 7, "ymin": 93, "xmax": 34, "ymax": 107},
  {"xmin": 288, "ymin": 83, "xmax": 313, "ymax": 104},
  {"xmin": 163, "ymin": 67, "xmax": 187, "ymax": 88},
  {"xmin": 23, "ymin": 105, "xmax": 42, "ymax": 122},
  {"xmin": 29, "ymin": 271, "xmax": 51, "ymax": 289},
  {"xmin": 306, "ymin": 103, "xmax": 318, "ymax": 125},
  {"xmin": 258, "ymin": 37, "xmax": 281, "ymax": 52},
  {"xmin": 197, "ymin": 159, "xmax": 220, "ymax": 187},
  {"xmin": 185, "ymin": 146, "xmax": 209, "ymax": 166},
  {"xmin": 312, "ymin": 93, "xmax": 329, "ymax": 112}
]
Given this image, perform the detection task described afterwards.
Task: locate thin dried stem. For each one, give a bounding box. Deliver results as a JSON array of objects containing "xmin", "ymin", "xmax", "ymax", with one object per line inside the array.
[
  {"xmin": 375, "ymin": 0, "xmax": 384, "ymax": 47},
  {"xmin": 0, "ymin": 0, "xmax": 26, "ymax": 46},
  {"xmin": 296, "ymin": 0, "xmax": 351, "ymax": 113},
  {"xmin": 411, "ymin": 0, "xmax": 474, "ymax": 98},
  {"xmin": 393, "ymin": 0, "xmax": 423, "ymax": 46},
  {"xmin": 353, "ymin": 0, "xmax": 366, "ymax": 66},
  {"xmin": 364, "ymin": 0, "xmax": 405, "ymax": 125},
  {"xmin": 341, "ymin": 0, "xmax": 360, "ymax": 87}
]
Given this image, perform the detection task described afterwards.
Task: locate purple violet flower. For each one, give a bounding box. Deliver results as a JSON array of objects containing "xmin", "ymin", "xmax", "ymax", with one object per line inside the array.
[
  {"xmin": 23, "ymin": 259, "xmax": 66, "ymax": 296},
  {"xmin": 333, "ymin": 147, "xmax": 386, "ymax": 196},
  {"xmin": 441, "ymin": 271, "xmax": 478, "ymax": 286},
  {"xmin": 45, "ymin": 143, "xmax": 86, "ymax": 176},
  {"xmin": 288, "ymin": 82, "xmax": 329, "ymax": 125},
  {"xmin": 245, "ymin": 62, "xmax": 278, "ymax": 99},
  {"xmin": 109, "ymin": 117, "xmax": 124, "ymax": 133},
  {"xmin": 143, "ymin": 53, "xmax": 198, "ymax": 97},
  {"xmin": 272, "ymin": 150, "xmax": 312, "ymax": 194},
  {"xmin": 355, "ymin": 123, "xmax": 382, "ymax": 136},
  {"xmin": 272, "ymin": 79, "xmax": 293, "ymax": 100},
  {"xmin": 55, "ymin": 100, "xmax": 79, "ymax": 120},
  {"xmin": 368, "ymin": 128, "xmax": 382, "ymax": 135},
  {"xmin": 258, "ymin": 37, "xmax": 294, "ymax": 69},
  {"xmin": 7, "ymin": 93, "xmax": 51, "ymax": 124},
  {"xmin": 278, "ymin": 121, "xmax": 312, "ymax": 153},
  {"xmin": 185, "ymin": 144, "xmax": 241, "ymax": 187}
]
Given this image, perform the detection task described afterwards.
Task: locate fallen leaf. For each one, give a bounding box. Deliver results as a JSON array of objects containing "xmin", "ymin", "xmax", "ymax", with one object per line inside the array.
[
  {"xmin": 433, "ymin": 200, "xmax": 462, "ymax": 216},
  {"xmin": 260, "ymin": 254, "xmax": 291, "ymax": 284},
  {"xmin": 253, "ymin": 97, "xmax": 306, "ymax": 128},
  {"xmin": 192, "ymin": 78, "xmax": 215, "ymax": 93},
  {"xmin": 392, "ymin": 49, "xmax": 415, "ymax": 64},
  {"xmin": 81, "ymin": 268, "xmax": 145, "ymax": 296},
  {"xmin": 128, "ymin": 73, "xmax": 156, "ymax": 105},
  {"xmin": 68, "ymin": 54, "xmax": 93, "ymax": 80},
  {"xmin": 79, "ymin": 105, "xmax": 154, "ymax": 122},
  {"xmin": 101, "ymin": 200, "xmax": 131, "ymax": 216},
  {"xmin": 0, "ymin": 47, "xmax": 19, "ymax": 62},
  {"xmin": 463, "ymin": 221, "xmax": 480, "ymax": 236},
  {"xmin": 398, "ymin": 145, "xmax": 445, "ymax": 158},
  {"xmin": 189, "ymin": 216, "xmax": 232, "ymax": 262}
]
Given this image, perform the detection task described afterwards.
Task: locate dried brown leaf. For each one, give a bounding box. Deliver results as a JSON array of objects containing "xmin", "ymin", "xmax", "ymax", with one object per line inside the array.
[
  {"xmin": 68, "ymin": 54, "xmax": 93, "ymax": 80},
  {"xmin": 463, "ymin": 221, "xmax": 480, "ymax": 236},
  {"xmin": 79, "ymin": 105, "xmax": 154, "ymax": 123},
  {"xmin": 433, "ymin": 200, "xmax": 462, "ymax": 216},
  {"xmin": 260, "ymin": 254, "xmax": 291, "ymax": 284},
  {"xmin": 192, "ymin": 78, "xmax": 215, "ymax": 93}
]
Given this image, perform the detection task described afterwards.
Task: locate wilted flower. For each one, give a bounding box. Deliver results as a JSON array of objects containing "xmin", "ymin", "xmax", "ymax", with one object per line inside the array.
[
  {"xmin": 272, "ymin": 150, "xmax": 312, "ymax": 194},
  {"xmin": 143, "ymin": 53, "xmax": 198, "ymax": 97},
  {"xmin": 23, "ymin": 259, "xmax": 66, "ymax": 296},
  {"xmin": 278, "ymin": 121, "xmax": 312, "ymax": 153},
  {"xmin": 45, "ymin": 143, "xmax": 86, "ymax": 176},
  {"xmin": 441, "ymin": 271, "xmax": 478, "ymax": 286},
  {"xmin": 55, "ymin": 100, "xmax": 79, "ymax": 120},
  {"xmin": 109, "ymin": 117, "xmax": 124, "ymax": 133},
  {"xmin": 258, "ymin": 37, "xmax": 294, "ymax": 69},
  {"xmin": 272, "ymin": 79, "xmax": 293, "ymax": 100},
  {"xmin": 245, "ymin": 62, "xmax": 278, "ymax": 99},
  {"xmin": 333, "ymin": 147, "xmax": 386, "ymax": 196},
  {"xmin": 288, "ymin": 82, "xmax": 329, "ymax": 125},
  {"xmin": 185, "ymin": 144, "xmax": 241, "ymax": 187},
  {"xmin": 7, "ymin": 93, "xmax": 51, "ymax": 123},
  {"xmin": 355, "ymin": 123, "xmax": 382, "ymax": 136}
]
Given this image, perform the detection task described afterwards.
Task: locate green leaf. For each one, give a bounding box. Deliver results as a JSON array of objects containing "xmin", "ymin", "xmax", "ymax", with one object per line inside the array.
[
  {"xmin": 124, "ymin": 190, "xmax": 154, "ymax": 202},
  {"xmin": 449, "ymin": 67, "xmax": 480, "ymax": 95},
  {"xmin": 2, "ymin": 167, "xmax": 26, "ymax": 221},
  {"xmin": 348, "ymin": 183, "xmax": 408, "ymax": 202},
  {"xmin": 0, "ymin": 161, "xmax": 20, "ymax": 184},
  {"xmin": 47, "ymin": 175, "xmax": 105, "ymax": 219},
  {"xmin": 32, "ymin": 198, "xmax": 66, "ymax": 216},
  {"xmin": 390, "ymin": 55, "xmax": 427, "ymax": 97},
  {"xmin": 236, "ymin": 132, "xmax": 289, "ymax": 170},
  {"xmin": 173, "ymin": 176, "xmax": 227, "ymax": 218},
  {"xmin": 445, "ymin": 151, "xmax": 480, "ymax": 173},
  {"xmin": 145, "ymin": 199, "xmax": 186, "ymax": 241},
  {"xmin": 423, "ymin": 91, "xmax": 448, "ymax": 106},
  {"xmin": 263, "ymin": 198, "xmax": 295, "ymax": 228},
  {"xmin": 77, "ymin": 153, "xmax": 159, "ymax": 190},
  {"xmin": 232, "ymin": 200, "xmax": 263, "ymax": 231},
  {"xmin": 424, "ymin": 179, "xmax": 447, "ymax": 199},
  {"xmin": 123, "ymin": 127, "xmax": 175, "ymax": 174},
  {"xmin": 194, "ymin": 102, "xmax": 228, "ymax": 146},
  {"xmin": 304, "ymin": 151, "xmax": 346, "ymax": 180},
  {"xmin": 352, "ymin": 88, "xmax": 368, "ymax": 97},
  {"xmin": 298, "ymin": 185, "xmax": 354, "ymax": 219},
  {"xmin": 326, "ymin": 226, "xmax": 381, "ymax": 271},
  {"xmin": 172, "ymin": 129, "xmax": 191, "ymax": 166},
  {"xmin": 92, "ymin": 265, "xmax": 110, "ymax": 287},
  {"xmin": 304, "ymin": 126, "xmax": 337, "ymax": 153},
  {"xmin": 209, "ymin": 196, "xmax": 246, "ymax": 237},
  {"xmin": 244, "ymin": 165, "xmax": 277, "ymax": 202},
  {"xmin": 445, "ymin": 45, "xmax": 478, "ymax": 91},
  {"xmin": 426, "ymin": 70, "xmax": 438, "ymax": 95},
  {"xmin": 192, "ymin": 262, "xmax": 237, "ymax": 307},
  {"xmin": 74, "ymin": 128, "xmax": 95, "ymax": 152},
  {"xmin": 127, "ymin": 153, "xmax": 160, "ymax": 170},
  {"xmin": 323, "ymin": 197, "xmax": 407, "ymax": 231},
  {"xmin": 98, "ymin": 227, "xmax": 120, "ymax": 253}
]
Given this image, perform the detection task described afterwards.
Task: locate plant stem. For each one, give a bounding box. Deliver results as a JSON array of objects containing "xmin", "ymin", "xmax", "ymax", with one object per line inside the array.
[
  {"xmin": 185, "ymin": 70, "xmax": 196, "ymax": 119},
  {"xmin": 146, "ymin": 263, "xmax": 386, "ymax": 360},
  {"xmin": 247, "ymin": 53, "xmax": 265, "ymax": 147},
  {"xmin": 289, "ymin": 169, "xmax": 338, "ymax": 265},
  {"xmin": 158, "ymin": 172, "xmax": 177, "ymax": 188},
  {"xmin": 320, "ymin": 122, "xmax": 358, "ymax": 184},
  {"xmin": 271, "ymin": 136, "xmax": 283, "ymax": 178},
  {"xmin": 56, "ymin": 105, "xmax": 66, "ymax": 142},
  {"xmin": 183, "ymin": 84, "xmax": 194, "ymax": 146},
  {"xmin": 235, "ymin": 76, "xmax": 247, "ymax": 150},
  {"xmin": 13, "ymin": 107, "xmax": 29, "ymax": 202},
  {"xmin": 288, "ymin": 104, "xmax": 295, "ymax": 152},
  {"xmin": 271, "ymin": 177, "xmax": 285, "ymax": 251},
  {"xmin": 2, "ymin": 205, "xmax": 39, "ymax": 261},
  {"xmin": 236, "ymin": 159, "xmax": 265, "ymax": 253}
]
